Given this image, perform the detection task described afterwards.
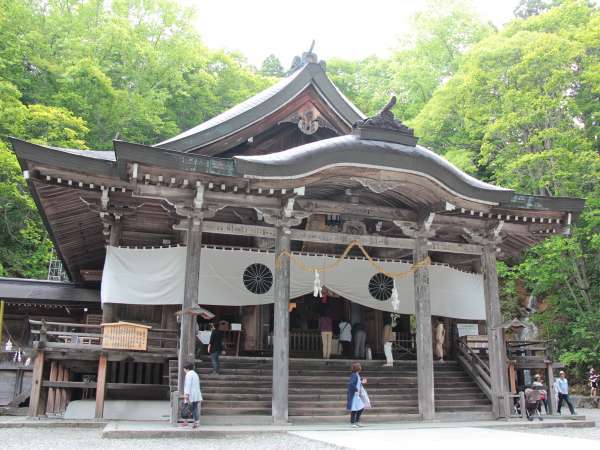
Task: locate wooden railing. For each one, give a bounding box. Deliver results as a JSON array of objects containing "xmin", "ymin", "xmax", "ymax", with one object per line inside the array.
[
  {"xmin": 290, "ymin": 330, "xmax": 321, "ymax": 354},
  {"xmin": 393, "ymin": 332, "xmax": 416, "ymax": 357},
  {"xmin": 506, "ymin": 340, "xmax": 551, "ymax": 360},
  {"xmin": 29, "ymin": 319, "xmax": 177, "ymax": 352},
  {"xmin": 456, "ymin": 339, "xmax": 492, "ymax": 401}
]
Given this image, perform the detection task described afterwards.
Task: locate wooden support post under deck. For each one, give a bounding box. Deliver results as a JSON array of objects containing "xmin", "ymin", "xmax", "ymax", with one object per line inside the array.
[
  {"xmin": 272, "ymin": 225, "xmax": 291, "ymax": 424},
  {"xmin": 28, "ymin": 351, "xmax": 45, "ymax": 417},
  {"xmin": 46, "ymin": 361, "xmax": 58, "ymax": 414},
  {"xmin": 177, "ymin": 217, "xmax": 203, "ymax": 393},
  {"xmin": 413, "ymin": 235, "xmax": 435, "ymax": 420},
  {"xmin": 482, "ymin": 244, "xmax": 509, "ymax": 418},
  {"xmin": 102, "ymin": 217, "xmax": 122, "ymax": 323},
  {"xmin": 95, "ymin": 353, "xmax": 108, "ymax": 419}
]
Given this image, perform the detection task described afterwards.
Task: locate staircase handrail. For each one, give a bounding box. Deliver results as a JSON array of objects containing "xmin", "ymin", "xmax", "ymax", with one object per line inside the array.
[{"xmin": 456, "ymin": 339, "xmax": 492, "ymax": 401}]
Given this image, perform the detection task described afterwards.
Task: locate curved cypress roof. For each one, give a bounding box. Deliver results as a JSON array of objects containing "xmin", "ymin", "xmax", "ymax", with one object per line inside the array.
[
  {"xmin": 155, "ymin": 62, "xmax": 365, "ymax": 153},
  {"xmin": 235, "ymin": 135, "xmax": 513, "ymax": 205}
]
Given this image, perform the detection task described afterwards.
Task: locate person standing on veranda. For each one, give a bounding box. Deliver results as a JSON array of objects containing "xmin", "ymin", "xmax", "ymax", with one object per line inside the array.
[
  {"xmin": 353, "ymin": 322, "xmax": 367, "ymax": 359},
  {"xmin": 382, "ymin": 318, "xmax": 395, "ymax": 367},
  {"xmin": 182, "ymin": 363, "xmax": 202, "ymax": 428},
  {"xmin": 339, "ymin": 318, "xmax": 352, "ymax": 357},
  {"xmin": 319, "ymin": 312, "xmax": 333, "ymax": 359}
]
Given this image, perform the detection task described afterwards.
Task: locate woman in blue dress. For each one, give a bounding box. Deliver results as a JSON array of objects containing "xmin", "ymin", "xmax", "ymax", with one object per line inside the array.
[{"xmin": 346, "ymin": 362, "xmax": 368, "ymax": 427}]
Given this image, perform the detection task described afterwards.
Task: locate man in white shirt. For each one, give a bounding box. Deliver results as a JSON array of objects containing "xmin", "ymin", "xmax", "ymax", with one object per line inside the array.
[
  {"xmin": 554, "ymin": 370, "xmax": 576, "ymax": 415},
  {"xmin": 183, "ymin": 363, "xmax": 203, "ymax": 427}
]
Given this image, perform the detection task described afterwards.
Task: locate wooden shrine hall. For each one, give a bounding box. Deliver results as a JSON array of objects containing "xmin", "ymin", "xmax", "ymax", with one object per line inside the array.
[{"xmin": 7, "ymin": 48, "xmax": 584, "ymax": 423}]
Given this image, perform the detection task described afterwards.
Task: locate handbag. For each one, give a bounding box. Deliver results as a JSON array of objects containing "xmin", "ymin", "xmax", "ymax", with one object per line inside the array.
[
  {"xmin": 181, "ymin": 401, "xmax": 193, "ymax": 419},
  {"xmin": 359, "ymin": 385, "xmax": 371, "ymax": 409}
]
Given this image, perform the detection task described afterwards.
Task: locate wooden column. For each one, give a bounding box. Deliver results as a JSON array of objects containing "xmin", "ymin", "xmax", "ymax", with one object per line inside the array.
[
  {"xmin": 102, "ymin": 218, "xmax": 122, "ymax": 323},
  {"xmin": 28, "ymin": 351, "xmax": 45, "ymax": 417},
  {"xmin": 177, "ymin": 216, "xmax": 203, "ymax": 392},
  {"xmin": 546, "ymin": 363, "xmax": 556, "ymax": 415},
  {"xmin": 482, "ymin": 243, "xmax": 509, "ymax": 418},
  {"xmin": 95, "ymin": 352, "xmax": 108, "ymax": 419},
  {"xmin": 413, "ymin": 235, "xmax": 435, "ymax": 420},
  {"xmin": 272, "ymin": 225, "xmax": 291, "ymax": 424}
]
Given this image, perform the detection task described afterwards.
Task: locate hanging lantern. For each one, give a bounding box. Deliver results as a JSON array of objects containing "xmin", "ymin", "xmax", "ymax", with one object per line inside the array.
[
  {"xmin": 391, "ymin": 279, "xmax": 400, "ymax": 312},
  {"xmin": 313, "ymin": 270, "xmax": 323, "ymax": 298}
]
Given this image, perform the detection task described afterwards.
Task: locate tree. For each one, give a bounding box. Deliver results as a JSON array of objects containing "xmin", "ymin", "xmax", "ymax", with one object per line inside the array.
[
  {"xmin": 412, "ymin": 0, "xmax": 600, "ymax": 378},
  {"xmin": 260, "ymin": 54, "xmax": 285, "ymax": 77},
  {"xmin": 513, "ymin": 0, "xmax": 560, "ymax": 19},
  {"xmin": 328, "ymin": 1, "xmax": 492, "ymax": 120}
]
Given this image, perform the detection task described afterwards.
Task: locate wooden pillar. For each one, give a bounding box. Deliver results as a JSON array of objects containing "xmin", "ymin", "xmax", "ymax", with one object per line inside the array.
[
  {"xmin": 28, "ymin": 351, "xmax": 45, "ymax": 417},
  {"xmin": 272, "ymin": 225, "xmax": 291, "ymax": 424},
  {"xmin": 46, "ymin": 361, "xmax": 58, "ymax": 414},
  {"xmin": 95, "ymin": 353, "xmax": 108, "ymax": 419},
  {"xmin": 177, "ymin": 216, "xmax": 203, "ymax": 392},
  {"xmin": 546, "ymin": 363, "xmax": 556, "ymax": 415},
  {"xmin": 482, "ymin": 243, "xmax": 509, "ymax": 418},
  {"xmin": 413, "ymin": 235, "xmax": 434, "ymax": 420},
  {"xmin": 102, "ymin": 218, "xmax": 122, "ymax": 323}
]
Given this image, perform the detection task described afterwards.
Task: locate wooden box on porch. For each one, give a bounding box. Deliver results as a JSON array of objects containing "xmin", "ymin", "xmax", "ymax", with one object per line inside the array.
[{"xmin": 101, "ymin": 321, "xmax": 151, "ymax": 351}]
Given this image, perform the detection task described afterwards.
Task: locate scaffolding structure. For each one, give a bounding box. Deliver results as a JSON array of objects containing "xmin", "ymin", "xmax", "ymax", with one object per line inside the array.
[{"xmin": 47, "ymin": 248, "xmax": 68, "ymax": 282}]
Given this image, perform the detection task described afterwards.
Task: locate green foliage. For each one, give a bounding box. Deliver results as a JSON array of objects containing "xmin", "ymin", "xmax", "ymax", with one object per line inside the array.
[
  {"xmin": 0, "ymin": 0, "xmax": 273, "ymax": 278},
  {"xmin": 260, "ymin": 54, "xmax": 285, "ymax": 77},
  {"xmin": 409, "ymin": 0, "xmax": 600, "ymax": 378}
]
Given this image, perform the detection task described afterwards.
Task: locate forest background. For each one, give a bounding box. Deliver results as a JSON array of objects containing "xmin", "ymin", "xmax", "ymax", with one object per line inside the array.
[{"xmin": 0, "ymin": 0, "xmax": 598, "ymax": 384}]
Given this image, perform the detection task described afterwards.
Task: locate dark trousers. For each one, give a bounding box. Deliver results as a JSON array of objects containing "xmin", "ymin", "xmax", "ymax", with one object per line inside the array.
[
  {"xmin": 557, "ymin": 393, "xmax": 575, "ymax": 414},
  {"xmin": 210, "ymin": 351, "xmax": 220, "ymax": 373},
  {"xmin": 191, "ymin": 401, "xmax": 200, "ymax": 422},
  {"xmin": 350, "ymin": 408, "xmax": 364, "ymax": 424},
  {"xmin": 354, "ymin": 331, "xmax": 366, "ymax": 359},
  {"xmin": 341, "ymin": 341, "xmax": 352, "ymax": 357},
  {"xmin": 537, "ymin": 399, "xmax": 548, "ymax": 414}
]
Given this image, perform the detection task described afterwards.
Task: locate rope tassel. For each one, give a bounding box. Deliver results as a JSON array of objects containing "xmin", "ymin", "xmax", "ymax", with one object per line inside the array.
[
  {"xmin": 391, "ymin": 280, "xmax": 400, "ymax": 312},
  {"xmin": 313, "ymin": 270, "xmax": 323, "ymax": 298}
]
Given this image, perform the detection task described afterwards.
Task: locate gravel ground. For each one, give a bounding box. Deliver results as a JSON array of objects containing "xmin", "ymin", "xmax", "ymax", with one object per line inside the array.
[
  {"xmin": 0, "ymin": 429, "xmax": 343, "ymax": 450},
  {"xmin": 492, "ymin": 408, "xmax": 600, "ymax": 441},
  {"xmin": 1, "ymin": 410, "xmax": 598, "ymax": 449}
]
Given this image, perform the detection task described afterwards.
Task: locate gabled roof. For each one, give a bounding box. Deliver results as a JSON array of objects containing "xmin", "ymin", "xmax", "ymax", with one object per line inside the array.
[{"xmin": 155, "ymin": 62, "xmax": 365, "ymax": 153}]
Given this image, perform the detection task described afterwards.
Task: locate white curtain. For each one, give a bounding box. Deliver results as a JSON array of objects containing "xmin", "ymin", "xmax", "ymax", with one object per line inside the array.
[{"xmin": 101, "ymin": 246, "xmax": 486, "ymax": 320}]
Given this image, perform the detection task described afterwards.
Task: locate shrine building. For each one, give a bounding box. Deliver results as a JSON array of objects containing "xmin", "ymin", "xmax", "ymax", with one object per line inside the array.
[{"xmin": 1, "ymin": 49, "xmax": 584, "ymax": 423}]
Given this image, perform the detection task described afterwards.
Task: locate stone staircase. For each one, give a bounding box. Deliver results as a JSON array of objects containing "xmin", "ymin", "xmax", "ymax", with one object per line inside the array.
[{"xmin": 169, "ymin": 357, "xmax": 491, "ymax": 419}]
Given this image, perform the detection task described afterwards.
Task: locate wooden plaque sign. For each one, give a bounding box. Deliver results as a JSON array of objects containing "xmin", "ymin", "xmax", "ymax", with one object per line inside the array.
[{"xmin": 101, "ymin": 322, "xmax": 151, "ymax": 351}]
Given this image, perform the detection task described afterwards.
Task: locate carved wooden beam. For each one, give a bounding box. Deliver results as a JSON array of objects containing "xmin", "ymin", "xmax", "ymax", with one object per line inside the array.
[{"xmin": 173, "ymin": 220, "xmax": 483, "ymax": 254}]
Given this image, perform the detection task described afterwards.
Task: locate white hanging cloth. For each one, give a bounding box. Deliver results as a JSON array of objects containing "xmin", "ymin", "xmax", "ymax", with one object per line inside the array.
[{"xmin": 101, "ymin": 246, "xmax": 486, "ymax": 320}]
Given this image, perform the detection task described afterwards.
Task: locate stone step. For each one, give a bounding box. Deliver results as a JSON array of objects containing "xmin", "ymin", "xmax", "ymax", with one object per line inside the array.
[
  {"xmin": 201, "ymin": 391, "xmax": 488, "ymax": 401},
  {"xmin": 192, "ymin": 368, "xmax": 467, "ymax": 377},
  {"xmin": 193, "ymin": 374, "xmax": 475, "ymax": 384},
  {"xmin": 199, "ymin": 386, "xmax": 483, "ymax": 395},
  {"xmin": 436, "ymin": 404, "xmax": 492, "ymax": 412}
]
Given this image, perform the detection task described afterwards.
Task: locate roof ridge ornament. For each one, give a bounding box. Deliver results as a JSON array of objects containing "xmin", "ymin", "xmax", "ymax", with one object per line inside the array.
[
  {"xmin": 289, "ymin": 40, "xmax": 326, "ymax": 74},
  {"xmin": 352, "ymin": 96, "xmax": 417, "ymax": 146}
]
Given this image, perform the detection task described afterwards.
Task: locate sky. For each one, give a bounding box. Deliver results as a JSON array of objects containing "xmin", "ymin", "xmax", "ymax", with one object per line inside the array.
[{"xmin": 189, "ymin": 0, "xmax": 522, "ymax": 67}]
